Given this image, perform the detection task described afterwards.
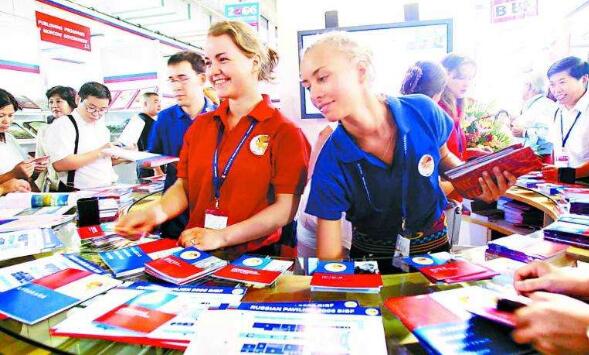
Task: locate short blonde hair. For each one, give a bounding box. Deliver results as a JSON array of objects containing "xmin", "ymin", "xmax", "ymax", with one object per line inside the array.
[
  {"xmin": 208, "ymin": 20, "xmax": 278, "ymax": 82},
  {"xmin": 302, "ymin": 31, "xmax": 375, "ymax": 84}
]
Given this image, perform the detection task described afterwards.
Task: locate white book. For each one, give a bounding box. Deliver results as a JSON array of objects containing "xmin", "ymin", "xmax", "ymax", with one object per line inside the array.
[{"xmin": 117, "ymin": 115, "xmax": 145, "ymax": 147}]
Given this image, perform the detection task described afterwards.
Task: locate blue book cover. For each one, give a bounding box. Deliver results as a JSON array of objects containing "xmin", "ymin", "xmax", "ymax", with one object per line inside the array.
[
  {"xmin": 232, "ymin": 255, "xmax": 273, "ymax": 269},
  {"xmin": 402, "ymin": 252, "xmax": 453, "ymax": 270},
  {"xmin": 413, "ymin": 317, "xmax": 534, "ymax": 355},
  {"xmin": 99, "ymin": 246, "xmax": 151, "ymax": 277},
  {"xmin": 172, "ymin": 246, "xmax": 214, "ymax": 264},
  {"xmin": 314, "ymin": 261, "xmax": 355, "ymax": 274},
  {"xmin": 62, "ymin": 253, "xmax": 106, "ymax": 275},
  {"xmin": 0, "ymin": 283, "xmax": 78, "ymax": 324}
]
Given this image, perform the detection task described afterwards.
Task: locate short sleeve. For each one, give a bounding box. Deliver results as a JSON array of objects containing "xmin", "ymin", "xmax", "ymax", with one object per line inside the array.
[
  {"xmin": 304, "ymin": 151, "xmax": 350, "ymax": 221},
  {"xmin": 271, "ymin": 124, "xmax": 310, "ymax": 195},
  {"xmin": 430, "ymin": 101, "xmax": 454, "ymax": 148},
  {"xmin": 176, "ymin": 123, "xmax": 194, "ymax": 180},
  {"xmin": 44, "ymin": 120, "xmax": 76, "ymax": 163},
  {"xmin": 147, "ymin": 118, "xmax": 163, "ymax": 154}
]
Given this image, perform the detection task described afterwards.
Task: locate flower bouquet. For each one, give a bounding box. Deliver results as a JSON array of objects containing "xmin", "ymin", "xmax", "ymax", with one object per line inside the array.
[{"xmin": 463, "ymin": 100, "xmax": 512, "ymax": 152}]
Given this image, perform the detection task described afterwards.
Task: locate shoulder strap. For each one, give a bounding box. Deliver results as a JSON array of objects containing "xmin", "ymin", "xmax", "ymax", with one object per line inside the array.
[{"xmin": 66, "ymin": 115, "xmax": 80, "ymax": 188}]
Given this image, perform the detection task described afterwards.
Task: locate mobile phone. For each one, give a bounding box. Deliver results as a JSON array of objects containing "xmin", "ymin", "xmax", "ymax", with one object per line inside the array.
[{"xmin": 77, "ymin": 197, "xmax": 100, "ymax": 227}]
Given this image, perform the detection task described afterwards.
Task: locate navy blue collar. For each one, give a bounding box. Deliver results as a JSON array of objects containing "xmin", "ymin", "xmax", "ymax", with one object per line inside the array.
[
  {"xmin": 172, "ymin": 97, "xmax": 215, "ymax": 120},
  {"xmin": 331, "ymin": 96, "xmax": 411, "ymax": 164}
]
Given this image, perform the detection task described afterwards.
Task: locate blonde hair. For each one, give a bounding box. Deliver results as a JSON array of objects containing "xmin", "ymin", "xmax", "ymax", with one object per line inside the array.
[
  {"xmin": 208, "ymin": 20, "xmax": 278, "ymax": 82},
  {"xmin": 302, "ymin": 31, "xmax": 375, "ymax": 84}
]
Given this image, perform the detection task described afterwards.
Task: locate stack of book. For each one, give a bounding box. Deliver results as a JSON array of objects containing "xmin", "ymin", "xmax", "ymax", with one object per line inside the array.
[
  {"xmin": 309, "ymin": 260, "xmax": 383, "ymax": 293},
  {"xmin": 570, "ymin": 196, "xmax": 589, "ymax": 216},
  {"xmin": 486, "ymin": 231, "xmax": 568, "ymax": 263},
  {"xmin": 145, "ymin": 247, "xmax": 227, "ymax": 285},
  {"xmin": 497, "ymin": 197, "xmax": 544, "ymax": 228},
  {"xmin": 212, "ymin": 255, "xmax": 293, "ymax": 287},
  {"xmin": 385, "ymin": 286, "xmax": 534, "ymax": 354},
  {"xmin": 442, "ymin": 144, "xmax": 542, "ymax": 199},
  {"xmin": 543, "ymin": 215, "xmax": 589, "ymax": 248},
  {"xmin": 0, "ymin": 268, "xmax": 120, "ymax": 324},
  {"xmin": 99, "ymin": 238, "xmax": 181, "ymax": 278},
  {"xmin": 402, "ymin": 253, "xmax": 498, "ymax": 283}
]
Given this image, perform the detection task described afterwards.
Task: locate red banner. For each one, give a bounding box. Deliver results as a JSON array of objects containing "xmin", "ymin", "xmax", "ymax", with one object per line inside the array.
[{"xmin": 35, "ymin": 11, "xmax": 91, "ymax": 51}]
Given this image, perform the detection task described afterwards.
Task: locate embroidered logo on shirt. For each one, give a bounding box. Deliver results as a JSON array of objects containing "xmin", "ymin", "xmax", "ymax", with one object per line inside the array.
[
  {"xmin": 418, "ymin": 154, "xmax": 435, "ymax": 177},
  {"xmin": 250, "ymin": 135, "xmax": 270, "ymax": 156}
]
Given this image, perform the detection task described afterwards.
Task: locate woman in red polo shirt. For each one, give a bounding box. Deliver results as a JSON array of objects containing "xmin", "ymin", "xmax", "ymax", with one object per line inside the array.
[{"xmin": 116, "ymin": 21, "xmax": 310, "ymax": 255}]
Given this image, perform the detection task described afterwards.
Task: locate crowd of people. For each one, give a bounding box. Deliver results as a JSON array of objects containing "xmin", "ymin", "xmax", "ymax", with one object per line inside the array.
[{"xmin": 1, "ymin": 20, "xmax": 588, "ymax": 353}]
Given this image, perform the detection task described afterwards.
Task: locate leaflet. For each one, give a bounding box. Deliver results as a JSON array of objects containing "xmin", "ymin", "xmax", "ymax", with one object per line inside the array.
[{"xmin": 186, "ymin": 301, "xmax": 387, "ymax": 354}]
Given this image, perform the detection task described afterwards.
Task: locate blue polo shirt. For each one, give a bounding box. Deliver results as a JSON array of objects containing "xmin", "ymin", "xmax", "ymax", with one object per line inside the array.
[
  {"xmin": 147, "ymin": 98, "xmax": 216, "ymax": 238},
  {"xmin": 305, "ymin": 94, "xmax": 453, "ymax": 253},
  {"xmin": 148, "ymin": 98, "xmax": 216, "ymax": 190}
]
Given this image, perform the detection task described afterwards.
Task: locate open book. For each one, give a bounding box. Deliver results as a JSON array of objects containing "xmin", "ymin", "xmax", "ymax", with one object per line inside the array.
[{"xmin": 442, "ymin": 144, "xmax": 542, "ymax": 199}]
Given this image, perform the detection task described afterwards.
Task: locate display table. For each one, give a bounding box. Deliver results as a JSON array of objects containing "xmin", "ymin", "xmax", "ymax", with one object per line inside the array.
[
  {"xmin": 462, "ymin": 185, "xmax": 561, "ymax": 237},
  {"xmin": 0, "ymin": 187, "xmax": 570, "ymax": 354}
]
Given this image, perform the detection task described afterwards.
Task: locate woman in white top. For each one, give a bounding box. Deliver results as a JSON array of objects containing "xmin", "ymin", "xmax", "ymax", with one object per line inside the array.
[
  {"xmin": 0, "ymin": 88, "xmax": 46, "ymax": 194},
  {"xmin": 35, "ymin": 86, "xmax": 77, "ymax": 191},
  {"xmin": 542, "ymin": 57, "xmax": 589, "ymax": 180}
]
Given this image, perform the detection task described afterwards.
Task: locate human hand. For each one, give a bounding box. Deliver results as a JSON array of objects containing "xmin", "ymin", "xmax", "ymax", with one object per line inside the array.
[
  {"xmin": 178, "ymin": 227, "xmax": 227, "ymax": 250},
  {"xmin": 541, "ymin": 165, "xmax": 558, "ymax": 182},
  {"xmin": 514, "ymin": 261, "xmax": 589, "ymax": 298},
  {"xmin": 11, "ymin": 161, "xmax": 34, "ymax": 179},
  {"xmin": 115, "ymin": 209, "xmax": 161, "ymax": 240},
  {"xmin": 476, "ymin": 167, "xmax": 517, "ymax": 203},
  {"xmin": 0, "ymin": 179, "xmax": 31, "ymax": 194},
  {"xmin": 512, "ymin": 292, "xmax": 589, "ymax": 354}
]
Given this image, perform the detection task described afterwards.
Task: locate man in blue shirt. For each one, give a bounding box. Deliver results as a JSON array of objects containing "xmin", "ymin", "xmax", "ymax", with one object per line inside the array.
[{"xmin": 148, "ymin": 51, "xmax": 217, "ymax": 238}]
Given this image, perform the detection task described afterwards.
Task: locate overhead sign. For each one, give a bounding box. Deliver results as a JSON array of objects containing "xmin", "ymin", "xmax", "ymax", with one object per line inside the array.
[
  {"xmin": 491, "ymin": 0, "xmax": 538, "ymax": 23},
  {"xmin": 35, "ymin": 11, "xmax": 91, "ymax": 51},
  {"xmin": 224, "ymin": 2, "xmax": 260, "ymax": 31}
]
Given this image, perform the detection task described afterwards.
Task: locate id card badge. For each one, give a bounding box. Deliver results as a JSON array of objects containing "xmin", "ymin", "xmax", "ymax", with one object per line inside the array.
[
  {"xmin": 204, "ymin": 208, "xmax": 228, "ymax": 230},
  {"xmin": 394, "ymin": 234, "xmax": 411, "ymax": 257},
  {"xmin": 555, "ymin": 148, "xmax": 570, "ymax": 168}
]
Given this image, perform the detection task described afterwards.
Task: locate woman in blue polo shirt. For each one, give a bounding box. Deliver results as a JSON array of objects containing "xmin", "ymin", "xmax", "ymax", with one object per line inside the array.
[{"xmin": 300, "ymin": 32, "xmax": 516, "ymax": 260}]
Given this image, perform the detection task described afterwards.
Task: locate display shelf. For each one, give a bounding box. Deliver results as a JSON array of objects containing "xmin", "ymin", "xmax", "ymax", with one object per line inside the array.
[{"xmin": 462, "ymin": 215, "xmax": 538, "ymax": 236}]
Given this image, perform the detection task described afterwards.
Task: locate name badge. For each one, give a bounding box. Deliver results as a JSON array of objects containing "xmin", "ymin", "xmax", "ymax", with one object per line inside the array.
[
  {"xmin": 394, "ymin": 234, "xmax": 411, "ymax": 257},
  {"xmin": 555, "ymin": 148, "xmax": 570, "ymax": 168},
  {"xmin": 204, "ymin": 208, "xmax": 228, "ymax": 230}
]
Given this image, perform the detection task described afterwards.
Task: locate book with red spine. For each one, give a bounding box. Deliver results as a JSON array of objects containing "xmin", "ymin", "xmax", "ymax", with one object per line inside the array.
[
  {"xmin": 418, "ymin": 259, "xmax": 498, "ymax": 284},
  {"xmin": 212, "ymin": 255, "xmax": 293, "ymax": 287},
  {"xmin": 442, "ymin": 144, "xmax": 542, "ymax": 199},
  {"xmin": 144, "ymin": 246, "xmax": 227, "ymax": 285},
  {"xmin": 310, "ymin": 260, "xmax": 382, "ymax": 293}
]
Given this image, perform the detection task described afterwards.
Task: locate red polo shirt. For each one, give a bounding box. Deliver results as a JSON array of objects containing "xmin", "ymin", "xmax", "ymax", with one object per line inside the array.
[{"xmin": 177, "ymin": 95, "xmax": 310, "ymax": 252}]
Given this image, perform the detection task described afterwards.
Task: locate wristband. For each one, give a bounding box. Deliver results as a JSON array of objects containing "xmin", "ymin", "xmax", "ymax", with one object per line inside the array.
[{"xmin": 558, "ymin": 167, "xmax": 576, "ymax": 184}]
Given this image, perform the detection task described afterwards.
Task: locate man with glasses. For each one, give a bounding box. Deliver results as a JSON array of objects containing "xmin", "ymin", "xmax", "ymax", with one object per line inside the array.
[
  {"xmin": 147, "ymin": 51, "xmax": 216, "ymax": 238},
  {"xmin": 45, "ymin": 82, "xmax": 117, "ymax": 191}
]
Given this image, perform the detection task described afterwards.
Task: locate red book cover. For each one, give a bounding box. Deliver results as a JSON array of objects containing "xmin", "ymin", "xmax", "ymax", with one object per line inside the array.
[
  {"xmin": 33, "ymin": 269, "xmax": 91, "ymax": 290},
  {"xmin": 138, "ymin": 238, "xmax": 178, "ymax": 254},
  {"xmin": 94, "ymin": 304, "xmax": 175, "ymax": 334},
  {"xmin": 443, "ymin": 145, "xmax": 542, "ymax": 199},
  {"xmin": 145, "ymin": 256, "xmax": 204, "ymax": 280},
  {"xmin": 418, "ymin": 260, "xmax": 496, "ymax": 283},
  {"xmin": 77, "ymin": 225, "xmax": 106, "ymax": 239},
  {"xmin": 384, "ymin": 294, "xmax": 462, "ymax": 330},
  {"xmin": 212, "ymin": 265, "xmax": 281, "ymax": 286},
  {"xmin": 310, "ymin": 273, "xmax": 383, "ymax": 289}
]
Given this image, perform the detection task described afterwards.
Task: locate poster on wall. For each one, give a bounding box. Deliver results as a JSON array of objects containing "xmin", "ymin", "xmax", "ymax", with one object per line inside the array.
[
  {"xmin": 297, "ymin": 19, "xmax": 453, "ymax": 119},
  {"xmin": 35, "ymin": 11, "xmax": 91, "ymax": 51},
  {"xmin": 224, "ymin": 2, "xmax": 260, "ymax": 31},
  {"xmin": 491, "ymin": 0, "xmax": 538, "ymax": 24}
]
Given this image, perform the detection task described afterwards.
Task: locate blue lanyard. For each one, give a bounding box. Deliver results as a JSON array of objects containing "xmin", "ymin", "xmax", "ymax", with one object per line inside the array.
[
  {"xmin": 355, "ymin": 134, "xmax": 409, "ymax": 233},
  {"xmin": 212, "ymin": 118, "xmax": 257, "ymax": 207},
  {"xmin": 559, "ymin": 109, "xmax": 582, "ymax": 148}
]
